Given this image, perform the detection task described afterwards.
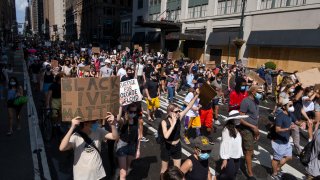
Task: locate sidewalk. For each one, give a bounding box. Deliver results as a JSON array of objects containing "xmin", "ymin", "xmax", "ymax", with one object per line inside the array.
[{"xmin": 0, "ymin": 48, "xmax": 34, "ymax": 179}]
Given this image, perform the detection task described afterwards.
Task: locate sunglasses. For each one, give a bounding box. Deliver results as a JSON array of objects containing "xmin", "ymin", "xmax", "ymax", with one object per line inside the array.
[
  {"xmin": 198, "ymin": 149, "xmax": 211, "ymax": 153},
  {"xmin": 129, "ymin": 110, "xmax": 136, "ymax": 113},
  {"xmin": 173, "ymin": 110, "xmax": 181, "ymax": 113}
]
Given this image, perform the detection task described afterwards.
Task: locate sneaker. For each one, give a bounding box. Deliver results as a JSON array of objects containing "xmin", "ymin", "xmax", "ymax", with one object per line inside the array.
[
  {"xmin": 183, "ymin": 136, "xmax": 191, "ymax": 145},
  {"xmin": 140, "ymin": 137, "xmax": 149, "ymax": 142},
  {"xmin": 270, "ymin": 175, "xmax": 280, "ymax": 180},
  {"xmin": 214, "ymin": 120, "xmax": 221, "ymax": 126},
  {"xmin": 6, "ymin": 130, "xmax": 13, "ymax": 136}
]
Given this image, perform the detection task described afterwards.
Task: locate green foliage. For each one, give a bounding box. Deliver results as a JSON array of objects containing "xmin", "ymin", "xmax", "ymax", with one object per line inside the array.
[{"xmin": 265, "ymin": 61, "xmax": 276, "ymax": 70}]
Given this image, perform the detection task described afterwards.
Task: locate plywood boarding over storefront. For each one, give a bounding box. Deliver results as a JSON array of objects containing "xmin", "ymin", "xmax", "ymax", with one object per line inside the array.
[
  {"xmin": 248, "ymin": 46, "xmax": 320, "ymax": 72},
  {"xmin": 206, "ymin": 45, "xmax": 236, "ymax": 67},
  {"xmin": 188, "ymin": 48, "xmax": 204, "ymax": 62}
]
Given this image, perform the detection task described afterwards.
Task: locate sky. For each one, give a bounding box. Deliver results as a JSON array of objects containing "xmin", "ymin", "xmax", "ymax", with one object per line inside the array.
[{"xmin": 15, "ymin": 0, "xmax": 28, "ymax": 23}]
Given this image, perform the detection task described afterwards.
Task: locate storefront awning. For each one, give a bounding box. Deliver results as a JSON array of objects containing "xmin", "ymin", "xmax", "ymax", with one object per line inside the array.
[
  {"xmin": 146, "ymin": 31, "xmax": 161, "ymax": 43},
  {"xmin": 136, "ymin": 20, "xmax": 181, "ymax": 30},
  {"xmin": 131, "ymin": 32, "xmax": 145, "ymax": 43},
  {"xmin": 247, "ymin": 29, "xmax": 320, "ymax": 47},
  {"xmin": 166, "ymin": 32, "xmax": 206, "ymax": 41},
  {"xmin": 207, "ymin": 31, "xmax": 239, "ymax": 46}
]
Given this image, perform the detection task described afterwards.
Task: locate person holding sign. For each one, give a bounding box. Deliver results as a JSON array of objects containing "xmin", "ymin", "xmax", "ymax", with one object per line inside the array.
[
  {"xmin": 59, "ymin": 113, "xmax": 119, "ymax": 180},
  {"xmin": 160, "ymin": 88, "xmax": 200, "ymax": 176},
  {"xmin": 116, "ymin": 102, "xmax": 143, "ymax": 180}
]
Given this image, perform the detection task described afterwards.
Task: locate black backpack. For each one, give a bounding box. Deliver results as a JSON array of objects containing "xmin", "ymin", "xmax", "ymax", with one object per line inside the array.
[
  {"xmin": 267, "ymin": 123, "xmax": 277, "ymax": 140},
  {"xmin": 300, "ymin": 140, "xmax": 315, "ymax": 166},
  {"xmin": 156, "ymin": 119, "xmax": 169, "ymax": 144}
]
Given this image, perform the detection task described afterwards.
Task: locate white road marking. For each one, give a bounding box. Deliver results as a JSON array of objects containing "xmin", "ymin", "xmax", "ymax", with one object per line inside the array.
[{"xmin": 141, "ymin": 96, "xmax": 305, "ymax": 179}]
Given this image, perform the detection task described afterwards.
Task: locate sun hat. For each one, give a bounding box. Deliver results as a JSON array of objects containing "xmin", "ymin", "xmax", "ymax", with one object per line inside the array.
[{"xmin": 224, "ymin": 110, "xmax": 249, "ymax": 124}]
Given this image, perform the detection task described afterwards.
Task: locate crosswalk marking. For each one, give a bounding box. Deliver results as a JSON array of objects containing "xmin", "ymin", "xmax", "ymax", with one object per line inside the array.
[{"xmin": 141, "ymin": 93, "xmax": 305, "ymax": 179}]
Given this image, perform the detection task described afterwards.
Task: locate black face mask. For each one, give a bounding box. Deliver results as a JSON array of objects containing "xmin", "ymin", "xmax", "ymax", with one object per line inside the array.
[
  {"xmin": 128, "ymin": 73, "xmax": 134, "ymax": 78},
  {"xmin": 46, "ymin": 67, "xmax": 51, "ymax": 71}
]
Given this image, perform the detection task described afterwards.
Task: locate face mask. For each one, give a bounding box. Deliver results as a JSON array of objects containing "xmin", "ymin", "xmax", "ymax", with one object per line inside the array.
[
  {"xmin": 289, "ymin": 88, "xmax": 295, "ymax": 93},
  {"xmin": 255, "ymin": 93, "xmax": 262, "ymax": 100},
  {"xmin": 288, "ymin": 106, "xmax": 295, "ymax": 112},
  {"xmin": 46, "ymin": 67, "xmax": 51, "ymax": 71},
  {"xmin": 10, "ymin": 81, "xmax": 16, "ymax": 86},
  {"xmin": 199, "ymin": 70, "xmax": 204, "ymax": 74},
  {"xmin": 217, "ymin": 79, "xmax": 221, "ymax": 82},
  {"xmin": 245, "ymin": 86, "xmax": 249, "ymax": 91},
  {"xmin": 91, "ymin": 122, "xmax": 99, "ymax": 132},
  {"xmin": 128, "ymin": 73, "xmax": 134, "ymax": 78},
  {"xmin": 199, "ymin": 152, "xmax": 210, "ymax": 160},
  {"xmin": 240, "ymin": 86, "xmax": 246, "ymax": 91},
  {"xmin": 170, "ymin": 72, "xmax": 174, "ymax": 75}
]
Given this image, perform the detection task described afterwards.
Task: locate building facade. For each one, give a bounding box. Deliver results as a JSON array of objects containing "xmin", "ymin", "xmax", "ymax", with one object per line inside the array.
[
  {"xmin": 133, "ymin": 0, "xmax": 320, "ymax": 72},
  {"xmin": 43, "ymin": 0, "xmax": 55, "ymax": 40},
  {"xmin": 65, "ymin": 0, "xmax": 131, "ymax": 48},
  {"xmin": 29, "ymin": 0, "xmax": 43, "ymax": 35},
  {"xmin": 0, "ymin": 0, "xmax": 17, "ymax": 45}
]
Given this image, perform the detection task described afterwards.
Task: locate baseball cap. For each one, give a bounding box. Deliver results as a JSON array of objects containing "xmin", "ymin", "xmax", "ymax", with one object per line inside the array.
[
  {"xmin": 281, "ymin": 98, "xmax": 290, "ymax": 106},
  {"xmin": 192, "ymin": 136, "xmax": 213, "ymax": 151}
]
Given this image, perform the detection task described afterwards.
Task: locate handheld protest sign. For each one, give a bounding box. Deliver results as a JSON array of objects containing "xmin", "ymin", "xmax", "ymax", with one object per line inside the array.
[
  {"xmin": 296, "ymin": 68, "xmax": 320, "ymax": 88},
  {"xmin": 126, "ymin": 47, "xmax": 130, "ymax": 52},
  {"xmin": 315, "ymin": 84, "xmax": 320, "ymax": 91},
  {"xmin": 199, "ymin": 83, "xmax": 217, "ymax": 106},
  {"xmin": 51, "ymin": 60, "xmax": 59, "ymax": 68},
  {"xmin": 134, "ymin": 44, "xmax": 139, "ymax": 50},
  {"xmin": 79, "ymin": 65, "xmax": 91, "ymax": 72},
  {"xmin": 246, "ymin": 71, "xmax": 265, "ymax": 86},
  {"xmin": 120, "ymin": 79, "xmax": 143, "ymax": 105},
  {"xmin": 61, "ymin": 77, "xmax": 120, "ymax": 122},
  {"xmin": 92, "ymin": 47, "xmax": 100, "ymax": 54}
]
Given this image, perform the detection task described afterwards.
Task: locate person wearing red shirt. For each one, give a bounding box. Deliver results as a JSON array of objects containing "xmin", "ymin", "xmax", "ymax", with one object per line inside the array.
[{"xmin": 229, "ymin": 78, "xmax": 248, "ymax": 112}]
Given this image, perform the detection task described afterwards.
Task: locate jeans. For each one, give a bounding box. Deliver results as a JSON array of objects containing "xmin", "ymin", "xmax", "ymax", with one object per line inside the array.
[{"xmin": 167, "ymin": 86, "xmax": 175, "ymax": 103}]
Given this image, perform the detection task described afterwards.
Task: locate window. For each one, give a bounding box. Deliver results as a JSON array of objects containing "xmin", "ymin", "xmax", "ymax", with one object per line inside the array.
[
  {"xmin": 260, "ymin": 0, "xmax": 306, "ymax": 10},
  {"xmin": 217, "ymin": 0, "xmax": 244, "ymax": 15},
  {"xmin": 188, "ymin": 5, "xmax": 207, "ymax": 19},
  {"xmin": 138, "ymin": 0, "xmax": 143, "ymax": 9}
]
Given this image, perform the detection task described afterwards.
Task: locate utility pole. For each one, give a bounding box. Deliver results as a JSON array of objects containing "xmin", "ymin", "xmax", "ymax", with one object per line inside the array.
[{"xmin": 235, "ymin": 0, "xmax": 246, "ymax": 62}]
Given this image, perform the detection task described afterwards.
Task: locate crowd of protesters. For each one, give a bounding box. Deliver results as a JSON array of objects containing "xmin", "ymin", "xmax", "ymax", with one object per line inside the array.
[{"xmin": 2, "ymin": 39, "xmax": 319, "ymax": 180}]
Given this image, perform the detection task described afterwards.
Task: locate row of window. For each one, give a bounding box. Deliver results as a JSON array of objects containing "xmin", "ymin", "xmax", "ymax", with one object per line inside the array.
[
  {"xmin": 121, "ymin": 21, "xmax": 131, "ymax": 34},
  {"xmin": 260, "ymin": 0, "xmax": 306, "ymax": 10},
  {"xmin": 103, "ymin": 0, "xmax": 132, "ymax": 6},
  {"xmin": 188, "ymin": 5, "xmax": 207, "ymax": 19}
]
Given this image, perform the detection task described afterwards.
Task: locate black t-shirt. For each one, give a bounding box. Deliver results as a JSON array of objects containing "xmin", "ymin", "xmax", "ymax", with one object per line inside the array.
[
  {"xmin": 143, "ymin": 65, "xmax": 154, "ymax": 79},
  {"xmin": 120, "ymin": 76, "xmax": 132, "ymax": 82},
  {"xmin": 49, "ymin": 82, "xmax": 61, "ymax": 99},
  {"xmin": 145, "ymin": 79, "xmax": 159, "ymax": 98}
]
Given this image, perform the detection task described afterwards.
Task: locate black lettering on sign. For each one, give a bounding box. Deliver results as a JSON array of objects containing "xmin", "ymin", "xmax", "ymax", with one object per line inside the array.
[
  {"xmin": 78, "ymin": 92, "xmax": 83, "ymax": 106},
  {"xmin": 86, "ymin": 106, "xmax": 95, "ymax": 120},
  {"xmin": 99, "ymin": 78, "xmax": 109, "ymax": 90},
  {"xmin": 75, "ymin": 79, "xmax": 84, "ymax": 91},
  {"xmin": 62, "ymin": 78, "xmax": 72, "ymax": 91},
  {"xmin": 88, "ymin": 78, "xmax": 98, "ymax": 91},
  {"xmin": 100, "ymin": 91, "xmax": 109, "ymax": 104},
  {"xmin": 86, "ymin": 92, "xmax": 99, "ymax": 105},
  {"xmin": 74, "ymin": 108, "xmax": 84, "ymax": 118},
  {"xmin": 62, "ymin": 93, "xmax": 72, "ymax": 105},
  {"xmin": 62, "ymin": 108, "xmax": 73, "ymax": 120},
  {"xmin": 110, "ymin": 77, "xmax": 120, "ymax": 90},
  {"xmin": 96, "ymin": 106, "xmax": 104, "ymax": 119}
]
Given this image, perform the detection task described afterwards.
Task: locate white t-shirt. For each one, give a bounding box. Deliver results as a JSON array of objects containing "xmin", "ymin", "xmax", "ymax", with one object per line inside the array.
[
  {"xmin": 184, "ymin": 92, "xmax": 199, "ymax": 117},
  {"xmin": 220, "ymin": 128, "xmax": 243, "ymax": 159},
  {"xmin": 136, "ymin": 63, "xmax": 144, "ymax": 76},
  {"xmin": 62, "ymin": 66, "xmax": 73, "ymax": 76},
  {"xmin": 69, "ymin": 128, "xmax": 108, "ymax": 180},
  {"xmin": 117, "ymin": 68, "xmax": 127, "ymax": 78}
]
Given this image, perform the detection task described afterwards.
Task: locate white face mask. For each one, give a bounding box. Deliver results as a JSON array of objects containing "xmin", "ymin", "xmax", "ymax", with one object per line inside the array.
[{"xmin": 288, "ymin": 106, "xmax": 295, "ymax": 112}]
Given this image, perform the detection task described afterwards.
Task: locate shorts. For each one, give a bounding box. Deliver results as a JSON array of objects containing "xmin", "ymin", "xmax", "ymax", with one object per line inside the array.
[
  {"xmin": 160, "ymin": 141, "xmax": 182, "ymax": 161},
  {"xmin": 51, "ymin": 98, "xmax": 61, "ymax": 118},
  {"xmin": 200, "ymin": 108, "xmax": 213, "ymax": 129},
  {"xmin": 116, "ymin": 140, "xmax": 137, "ymax": 157},
  {"xmin": 271, "ymin": 141, "xmax": 292, "ymax": 161},
  {"xmin": 239, "ymin": 127, "xmax": 255, "ymax": 151},
  {"xmin": 146, "ymin": 97, "xmax": 160, "ymax": 110},
  {"xmin": 42, "ymin": 83, "xmax": 52, "ymax": 93},
  {"xmin": 186, "ymin": 116, "xmax": 201, "ymax": 128}
]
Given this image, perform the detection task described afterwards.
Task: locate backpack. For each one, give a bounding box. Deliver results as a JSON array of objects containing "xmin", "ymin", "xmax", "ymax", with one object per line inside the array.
[
  {"xmin": 300, "ymin": 140, "xmax": 315, "ymax": 166},
  {"xmin": 267, "ymin": 123, "xmax": 277, "ymax": 140},
  {"xmin": 156, "ymin": 119, "xmax": 170, "ymax": 144}
]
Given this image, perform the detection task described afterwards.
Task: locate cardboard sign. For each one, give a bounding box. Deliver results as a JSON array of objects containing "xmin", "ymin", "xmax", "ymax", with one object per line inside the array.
[
  {"xmin": 138, "ymin": 46, "xmax": 143, "ymax": 52},
  {"xmin": 167, "ymin": 52, "xmax": 173, "ymax": 59},
  {"xmin": 81, "ymin": 48, "xmax": 86, "ymax": 52},
  {"xmin": 315, "ymin": 84, "xmax": 320, "ymax": 91},
  {"xmin": 247, "ymin": 71, "xmax": 265, "ymax": 85},
  {"xmin": 126, "ymin": 47, "xmax": 130, "ymax": 52},
  {"xmin": 134, "ymin": 44, "xmax": 139, "ymax": 50},
  {"xmin": 51, "ymin": 60, "xmax": 59, "ymax": 68},
  {"xmin": 199, "ymin": 83, "xmax": 217, "ymax": 106},
  {"xmin": 61, "ymin": 77, "xmax": 120, "ymax": 121},
  {"xmin": 92, "ymin": 47, "xmax": 100, "ymax": 54},
  {"xmin": 79, "ymin": 65, "xmax": 91, "ymax": 72},
  {"xmin": 120, "ymin": 79, "xmax": 143, "ymax": 105},
  {"xmin": 296, "ymin": 68, "xmax": 320, "ymax": 88}
]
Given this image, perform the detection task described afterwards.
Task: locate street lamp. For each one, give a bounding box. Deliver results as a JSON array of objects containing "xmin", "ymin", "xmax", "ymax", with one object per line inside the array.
[{"xmin": 235, "ymin": 0, "xmax": 246, "ymax": 63}]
